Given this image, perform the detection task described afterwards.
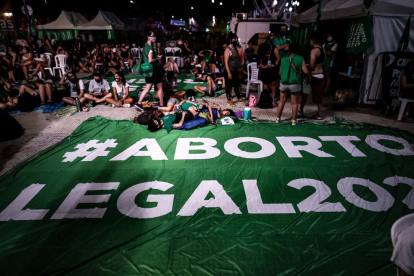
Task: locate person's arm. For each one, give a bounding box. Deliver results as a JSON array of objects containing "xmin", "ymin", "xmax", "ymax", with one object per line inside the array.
[
  {"xmin": 274, "ymin": 47, "xmax": 281, "ymax": 66},
  {"xmin": 148, "ymin": 50, "xmax": 156, "ymax": 63},
  {"xmin": 224, "ymin": 49, "xmax": 231, "ymax": 79},
  {"xmin": 173, "ymin": 111, "xmax": 187, "ymax": 129},
  {"xmin": 309, "ymin": 49, "xmax": 317, "ymax": 70},
  {"xmin": 178, "ymin": 99, "xmax": 187, "ymax": 106},
  {"xmin": 198, "ymin": 50, "xmax": 204, "ymax": 57},
  {"xmin": 302, "ymin": 60, "xmax": 311, "ymax": 80},
  {"xmin": 78, "ymin": 81, "xmax": 85, "ymax": 98},
  {"xmin": 122, "ymin": 86, "xmax": 129, "ymax": 100},
  {"xmin": 60, "ymin": 71, "xmax": 69, "ymax": 85},
  {"xmin": 112, "ymin": 86, "xmax": 119, "ymax": 101},
  {"xmin": 10, "ymin": 52, "xmax": 16, "ymax": 66},
  {"xmin": 400, "ymin": 74, "xmax": 414, "ymax": 89}
]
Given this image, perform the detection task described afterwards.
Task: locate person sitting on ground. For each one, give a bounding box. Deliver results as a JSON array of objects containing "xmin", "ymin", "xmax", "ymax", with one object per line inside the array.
[
  {"xmin": 0, "ymin": 51, "xmax": 16, "ymax": 83},
  {"xmin": 20, "ymin": 46, "xmax": 34, "ymax": 81},
  {"xmin": 198, "ymin": 49, "xmax": 213, "ymax": 73},
  {"xmin": 106, "ymin": 72, "xmax": 133, "ymax": 108},
  {"xmin": 60, "ymin": 70, "xmax": 88, "ymax": 111},
  {"xmin": 78, "ymin": 54, "xmax": 93, "ymax": 73},
  {"xmin": 18, "ymin": 78, "xmax": 53, "ymax": 106},
  {"xmin": 84, "ymin": 72, "xmax": 112, "ymax": 106},
  {"xmin": 0, "ymin": 80, "xmax": 17, "ymax": 110},
  {"xmin": 194, "ymin": 76, "xmax": 224, "ymax": 97},
  {"xmin": 147, "ymin": 110, "xmax": 193, "ymax": 133},
  {"xmin": 165, "ymin": 58, "xmax": 179, "ymax": 73},
  {"xmin": 192, "ymin": 67, "xmax": 209, "ymax": 82},
  {"xmin": 400, "ymin": 60, "xmax": 414, "ymax": 100},
  {"xmin": 275, "ymin": 44, "xmax": 311, "ymax": 126},
  {"xmin": 119, "ymin": 43, "xmax": 133, "ymax": 72},
  {"xmin": 31, "ymin": 51, "xmax": 48, "ymax": 78}
]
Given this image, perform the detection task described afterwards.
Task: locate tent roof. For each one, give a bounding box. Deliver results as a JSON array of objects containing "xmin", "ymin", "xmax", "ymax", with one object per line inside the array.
[
  {"xmin": 291, "ymin": 0, "xmax": 414, "ymax": 25},
  {"xmin": 37, "ymin": 11, "xmax": 88, "ymax": 30},
  {"xmin": 80, "ymin": 11, "xmax": 125, "ymax": 30}
]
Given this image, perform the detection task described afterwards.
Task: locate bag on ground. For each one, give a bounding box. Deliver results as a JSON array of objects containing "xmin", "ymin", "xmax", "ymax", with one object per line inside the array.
[
  {"xmin": 257, "ymin": 89, "xmax": 273, "ymax": 109},
  {"xmin": 249, "ymin": 94, "xmax": 258, "ymax": 107}
]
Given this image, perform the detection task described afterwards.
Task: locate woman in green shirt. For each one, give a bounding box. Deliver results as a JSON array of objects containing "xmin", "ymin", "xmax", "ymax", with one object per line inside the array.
[
  {"xmin": 135, "ymin": 31, "xmax": 165, "ymax": 110},
  {"xmin": 276, "ymin": 44, "xmax": 310, "ymax": 126}
]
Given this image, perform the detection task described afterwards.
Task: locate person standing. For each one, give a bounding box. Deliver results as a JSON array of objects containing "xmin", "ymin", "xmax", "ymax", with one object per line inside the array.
[
  {"xmin": 276, "ymin": 44, "xmax": 310, "ymax": 125},
  {"xmin": 323, "ymin": 32, "xmax": 338, "ymax": 94},
  {"xmin": 299, "ymin": 33, "xmax": 325, "ymax": 120},
  {"xmin": 135, "ymin": 31, "xmax": 165, "ymax": 110},
  {"xmin": 223, "ymin": 34, "xmax": 247, "ymax": 106},
  {"xmin": 273, "ymin": 25, "xmax": 290, "ymax": 59}
]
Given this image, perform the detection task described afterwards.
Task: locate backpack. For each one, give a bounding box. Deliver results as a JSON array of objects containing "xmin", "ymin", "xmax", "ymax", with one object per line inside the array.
[
  {"xmin": 257, "ymin": 89, "xmax": 273, "ymax": 109},
  {"xmin": 18, "ymin": 92, "xmax": 40, "ymax": 112},
  {"xmin": 249, "ymin": 94, "xmax": 258, "ymax": 107}
]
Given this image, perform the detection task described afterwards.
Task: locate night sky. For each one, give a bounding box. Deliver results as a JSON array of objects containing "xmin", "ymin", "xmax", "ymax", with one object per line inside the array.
[{"xmin": 2, "ymin": 0, "xmax": 317, "ymax": 24}]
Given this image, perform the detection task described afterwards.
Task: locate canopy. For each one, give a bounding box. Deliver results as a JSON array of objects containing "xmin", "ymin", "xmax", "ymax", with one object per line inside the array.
[
  {"xmin": 80, "ymin": 11, "xmax": 125, "ymax": 30},
  {"xmin": 37, "ymin": 11, "xmax": 88, "ymax": 30}
]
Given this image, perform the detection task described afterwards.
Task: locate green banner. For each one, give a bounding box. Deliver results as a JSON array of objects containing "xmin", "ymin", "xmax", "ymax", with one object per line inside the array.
[
  {"xmin": 74, "ymin": 29, "xmax": 79, "ymax": 38},
  {"xmin": 37, "ymin": 29, "xmax": 44, "ymax": 39},
  {"xmin": 346, "ymin": 16, "xmax": 373, "ymax": 54},
  {"xmin": 0, "ymin": 117, "xmax": 413, "ymax": 275},
  {"xmin": 291, "ymin": 23, "xmax": 317, "ymax": 48},
  {"xmin": 59, "ymin": 30, "xmax": 74, "ymax": 41},
  {"xmin": 108, "ymin": 29, "xmax": 115, "ymax": 40}
]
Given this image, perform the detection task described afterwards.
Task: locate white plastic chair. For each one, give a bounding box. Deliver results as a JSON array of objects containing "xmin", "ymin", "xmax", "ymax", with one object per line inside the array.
[
  {"xmin": 394, "ymin": 96, "xmax": 414, "ymax": 121},
  {"xmin": 53, "ymin": 54, "xmax": 68, "ymax": 77},
  {"xmin": 246, "ymin": 62, "xmax": 263, "ymax": 98},
  {"xmin": 43, "ymin": 53, "xmax": 54, "ymax": 76},
  {"xmin": 165, "ymin": 47, "xmax": 179, "ymax": 63},
  {"xmin": 130, "ymin": 47, "xmax": 141, "ymax": 63}
]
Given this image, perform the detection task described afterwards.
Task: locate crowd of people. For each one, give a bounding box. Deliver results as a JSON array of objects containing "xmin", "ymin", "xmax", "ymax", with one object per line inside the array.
[{"xmin": 2, "ymin": 27, "xmax": 413, "ymax": 128}]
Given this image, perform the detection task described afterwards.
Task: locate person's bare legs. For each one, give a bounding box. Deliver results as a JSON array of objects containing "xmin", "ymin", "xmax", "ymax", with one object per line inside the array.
[
  {"xmin": 156, "ymin": 82, "xmax": 164, "ymax": 106},
  {"xmin": 300, "ymin": 94, "xmax": 308, "ymax": 114},
  {"xmin": 194, "ymin": 86, "xmax": 207, "ymax": 95},
  {"xmin": 63, "ymin": 97, "xmax": 76, "ymax": 105},
  {"xmin": 270, "ymin": 81, "xmax": 277, "ymax": 99},
  {"xmin": 173, "ymin": 63, "xmax": 179, "ymax": 73},
  {"xmin": 22, "ymin": 65, "xmax": 29, "ymax": 80},
  {"xmin": 276, "ymin": 91, "xmax": 287, "ymax": 119},
  {"xmin": 158, "ymin": 101, "xmax": 175, "ymax": 112},
  {"xmin": 291, "ymin": 92, "xmax": 299, "ymax": 122},
  {"xmin": 138, "ymin": 83, "xmax": 153, "ymax": 105},
  {"xmin": 8, "ymin": 71, "xmax": 16, "ymax": 82},
  {"xmin": 45, "ymin": 83, "xmax": 53, "ymax": 101},
  {"xmin": 37, "ymin": 84, "xmax": 46, "ymax": 102},
  {"xmin": 19, "ymin": 85, "xmax": 36, "ymax": 96}
]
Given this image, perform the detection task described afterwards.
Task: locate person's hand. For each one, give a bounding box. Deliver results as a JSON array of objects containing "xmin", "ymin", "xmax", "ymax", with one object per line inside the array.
[{"xmin": 228, "ymin": 72, "xmax": 232, "ymax": 79}]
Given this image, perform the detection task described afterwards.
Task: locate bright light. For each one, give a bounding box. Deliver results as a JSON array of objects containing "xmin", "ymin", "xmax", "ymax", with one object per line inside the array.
[
  {"xmin": 191, "ymin": 7, "xmax": 193, "ymax": 9},
  {"xmin": 220, "ymin": 2, "xmax": 223, "ymax": 5},
  {"xmin": 289, "ymin": 7, "xmax": 293, "ymax": 11},
  {"xmin": 130, "ymin": 0, "xmax": 134, "ymax": 3},
  {"xmin": 180, "ymin": 18, "xmax": 182, "ymax": 20},
  {"xmin": 272, "ymin": 0, "xmax": 278, "ymax": 6},
  {"xmin": 292, "ymin": 1, "xmax": 300, "ymax": 6},
  {"xmin": 212, "ymin": 0, "xmax": 214, "ymax": 2},
  {"xmin": 285, "ymin": 3, "xmax": 289, "ymax": 7},
  {"xmin": 4, "ymin": 12, "xmax": 12, "ymax": 17},
  {"xmin": 172, "ymin": 15, "xmax": 174, "ymax": 18},
  {"xmin": 206, "ymin": 28, "xmax": 210, "ymax": 32}
]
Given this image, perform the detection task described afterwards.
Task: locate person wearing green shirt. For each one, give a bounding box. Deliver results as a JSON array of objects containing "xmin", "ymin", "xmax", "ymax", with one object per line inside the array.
[
  {"xmin": 322, "ymin": 32, "xmax": 338, "ymax": 94},
  {"xmin": 273, "ymin": 25, "xmax": 290, "ymax": 58},
  {"xmin": 135, "ymin": 30, "xmax": 165, "ymax": 111},
  {"xmin": 276, "ymin": 44, "xmax": 310, "ymax": 126}
]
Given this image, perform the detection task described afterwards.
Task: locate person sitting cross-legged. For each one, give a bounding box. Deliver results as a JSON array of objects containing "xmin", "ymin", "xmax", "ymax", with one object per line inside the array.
[
  {"xmin": 194, "ymin": 76, "xmax": 225, "ymax": 97},
  {"xmin": 106, "ymin": 72, "xmax": 133, "ymax": 108},
  {"xmin": 60, "ymin": 70, "xmax": 88, "ymax": 111},
  {"xmin": 84, "ymin": 72, "xmax": 112, "ymax": 106}
]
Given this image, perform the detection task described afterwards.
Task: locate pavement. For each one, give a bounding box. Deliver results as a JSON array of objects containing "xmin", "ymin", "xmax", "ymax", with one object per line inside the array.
[{"xmin": 1, "ymin": 72, "xmax": 413, "ymax": 176}]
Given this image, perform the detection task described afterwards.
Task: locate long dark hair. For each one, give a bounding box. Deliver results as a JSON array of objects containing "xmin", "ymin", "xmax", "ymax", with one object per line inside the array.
[
  {"xmin": 115, "ymin": 71, "xmax": 126, "ymax": 86},
  {"xmin": 67, "ymin": 71, "xmax": 81, "ymax": 95}
]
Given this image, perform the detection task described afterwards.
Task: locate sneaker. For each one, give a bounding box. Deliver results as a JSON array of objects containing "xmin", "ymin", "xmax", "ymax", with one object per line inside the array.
[
  {"xmin": 123, "ymin": 104, "xmax": 131, "ymax": 108},
  {"xmin": 311, "ymin": 113, "xmax": 322, "ymax": 120},
  {"xmin": 190, "ymin": 96, "xmax": 196, "ymax": 102},
  {"xmin": 134, "ymin": 103, "xmax": 144, "ymax": 111},
  {"xmin": 112, "ymin": 104, "xmax": 116, "ymax": 108},
  {"xmin": 297, "ymin": 109, "xmax": 304, "ymax": 116},
  {"xmin": 227, "ymin": 100, "xmax": 235, "ymax": 106},
  {"xmin": 46, "ymin": 100, "xmax": 53, "ymax": 105},
  {"xmin": 291, "ymin": 120, "xmax": 297, "ymax": 126},
  {"xmin": 238, "ymin": 98, "xmax": 248, "ymax": 103},
  {"xmin": 40, "ymin": 101, "xmax": 46, "ymax": 106},
  {"xmin": 275, "ymin": 118, "xmax": 280, "ymax": 124}
]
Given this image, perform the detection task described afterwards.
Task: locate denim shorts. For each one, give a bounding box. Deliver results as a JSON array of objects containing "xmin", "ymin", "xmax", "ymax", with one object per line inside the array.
[{"xmin": 279, "ymin": 83, "xmax": 301, "ymax": 93}]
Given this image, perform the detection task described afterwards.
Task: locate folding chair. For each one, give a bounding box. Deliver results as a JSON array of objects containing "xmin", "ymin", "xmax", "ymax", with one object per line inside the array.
[
  {"xmin": 43, "ymin": 53, "xmax": 54, "ymax": 76},
  {"xmin": 246, "ymin": 62, "xmax": 263, "ymax": 98},
  {"xmin": 53, "ymin": 54, "xmax": 68, "ymax": 77},
  {"xmin": 131, "ymin": 47, "xmax": 141, "ymax": 63}
]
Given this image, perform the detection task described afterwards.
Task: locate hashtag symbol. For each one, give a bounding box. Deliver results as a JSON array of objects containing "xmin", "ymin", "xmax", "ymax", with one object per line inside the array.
[{"xmin": 62, "ymin": 139, "xmax": 118, "ymax": 162}]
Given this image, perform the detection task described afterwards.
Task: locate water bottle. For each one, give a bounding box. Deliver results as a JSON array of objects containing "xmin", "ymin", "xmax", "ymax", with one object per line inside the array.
[
  {"xmin": 244, "ymin": 107, "xmax": 251, "ymax": 119},
  {"xmin": 75, "ymin": 97, "xmax": 82, "ymax": 112},
  {"xmin": 267, "ymin": 59, "xmax": 272, "ymax": 66},
  {"xmin": 347, "ymin": 66, "xmax": 352, "ymax": 75}
]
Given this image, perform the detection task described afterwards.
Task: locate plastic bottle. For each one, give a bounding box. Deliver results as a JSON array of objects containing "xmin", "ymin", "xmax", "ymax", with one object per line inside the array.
[
  {"xmin": 347, "ymin": 66, "xmax": 352, "ymax": 75},
  {"xmin": 75, "ymin": 97, "xmax": 82, "ymax": 112}
]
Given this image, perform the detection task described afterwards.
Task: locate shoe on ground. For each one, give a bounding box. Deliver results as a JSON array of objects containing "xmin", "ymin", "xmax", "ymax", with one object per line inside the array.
[
  {"xmin": 311, "ymin": 113, "xmax": 322, "ymax": 120},
  {"xmin": 82, "ymin": 106, "xmax": 89, "ymax": 112},
  {"xmin": 275, "ymin": 118, "xmax": 280, "ymax": 124},
  {"xmin": 292, "ymin": 120, "xmax": 297, "ymax": 126},
  {"xmin": 112, "ymin": 104, "xmax": 116, "ymax": 108},
  {"xmin": 46, "ymin": 100, "xmax": 53, "ymax": 105},
  {"xmin": 227, "ymin": 100, "xmax": 235, "ymax": 106},
  {"xmin": 238, "ymin": 98, "xmax": 248, "ymax": 103},
  {"xmin": 40, "ymin": 101, "xmax": 46, "ymax": 106},
  {"xmin": 123, "ymin": 104, "xmax": 131, "ymax": 108},
  {"xmin": 134, "ymin": 103, "xmax": 144, "ymax": 111},
  {"xmin": 297, "ymin": 109, "xmax": 304, "ymax": 116}
]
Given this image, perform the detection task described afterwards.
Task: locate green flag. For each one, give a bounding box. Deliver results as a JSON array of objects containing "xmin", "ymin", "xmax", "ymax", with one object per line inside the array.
[
  {"xmin": 317, "ymin": 0, "xmax": 322, "ymax": 22},
  {"xmin": 345, "ymin": 16, "xmax": 373, "ymax": 54},
  {"xmin": 60, "ymin": 31, "xmax": 67, "ymax": 41},
  {"xmin": 397, "ymin": 14, "xmax": 412, "ymax": 52}
]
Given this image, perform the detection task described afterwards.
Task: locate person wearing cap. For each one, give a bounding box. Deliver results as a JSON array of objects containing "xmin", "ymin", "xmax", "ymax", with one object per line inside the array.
[{"xmin": 84, "ymin": 72, "xmax": 112, "ymax": 106}]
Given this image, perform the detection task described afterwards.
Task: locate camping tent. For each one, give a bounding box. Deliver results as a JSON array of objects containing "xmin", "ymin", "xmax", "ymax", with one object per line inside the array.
[
  {"xmin": 291, "ymin": 0, "xmax": 414, "ymax": 104},
  {"xmin": 37, "ymin": 10, "xmax": 88, "ymax": 30},
  {"xmin": 80, "ymin": 11, "xmax": 125, "ymax": 30}
]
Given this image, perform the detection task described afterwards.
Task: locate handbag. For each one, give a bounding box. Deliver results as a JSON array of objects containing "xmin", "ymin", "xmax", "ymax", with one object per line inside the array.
[{"xmin": 141, "ymin": 62, "xmax": 153, "ymax": 77}]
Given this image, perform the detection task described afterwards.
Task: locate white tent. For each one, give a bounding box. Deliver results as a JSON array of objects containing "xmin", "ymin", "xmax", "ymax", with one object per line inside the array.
[
  {"xmin": 290, "ymin": 0, "xmax": 414, "ymax": 104},
  {"xmin": 80, "ymin": 11, "xmax": 125, "ymax": 30},
  {"xmin": 37, "ymin": 11, "xmax": 88, "ymax": 30}
]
